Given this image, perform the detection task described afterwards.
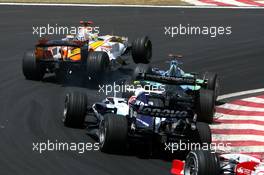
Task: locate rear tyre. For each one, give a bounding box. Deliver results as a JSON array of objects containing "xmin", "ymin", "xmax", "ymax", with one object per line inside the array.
[
  {"xmin": 182, "ymin": 122, "xmax": 211, "ymax": 157},
  {"xmin": 204, "ymin": 72, "xmax": 219, "ymax": 99},
  {"xmin": 63, "ymin": 91, "xmax": 87, "ymax": 128},
  {"xmin": 132, "ymin": 36, "xmax": 152, "ymax": 64},
  {"xmin": 184, "ymin": 150, "xmax": 220, "ymax": 175},
  {"xmin": 196, "ymin": 89, "xmax": 215, "ymax": 123},
  {"xmin": 192, "ymin": 122, "xmax": 212, "ymax": 144},
  {"xmin": 22, "ymin": 50, "xmax": 45, "ymax": 80},
  {"xmin": 86, "ymin": 51, "xmax": 110, "ymax": 77},
  {"xmin": 99, "ymin": 113, "xmax": 128, "ymax": 153}
]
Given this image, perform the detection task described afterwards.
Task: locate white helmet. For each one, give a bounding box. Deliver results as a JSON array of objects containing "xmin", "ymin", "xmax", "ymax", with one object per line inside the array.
[
  {"xmin": 135, "ymin": 88, "xmax": 145, "ymax": 97},
  {"xmin": 76, "ymin": 27, "xmax": 98, "ymax": 41},
  {"xmin": 76, "ymin": 28, "xmax": 90, "ymax": 41}
]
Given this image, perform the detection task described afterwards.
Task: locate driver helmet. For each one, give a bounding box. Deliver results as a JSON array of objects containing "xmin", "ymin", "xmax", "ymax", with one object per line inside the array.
[
  {"xmin": 76, "ymin": 27, "xmax": 97, "ymax": 41},
  {"xmin": 128, "ymin": 88, "xmax": 148, "ymax": 105},
  {"xmin": 135, "ymin": 88, "xmax": 148, "ymax": 105},
  {"xmin": 167, "ymin": 59, "xmax": 185, "ymax": 77},
  {"xmin": 167, "ymin": 64, "xmax": 179, "ymax": 77}
]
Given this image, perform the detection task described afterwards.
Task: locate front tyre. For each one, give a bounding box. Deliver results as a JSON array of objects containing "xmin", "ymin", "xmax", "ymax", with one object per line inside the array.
[
  {"xmin": 184, "ymin": 150, "xmax": 220, "ymax": 175},
  {"xmin": 132, "ymin": 36, "xmax": 152, "ymax": 64},
  {"xmin": 22, "ymin": 50, "xmax": 45, "ymax": 80},
  {"xmin": 99, "ymin": 113, "xmax": 128, "ymax": 153},
  {"xmin": 63, "ymin": 91, "xmax": 87, "ymax": 128}
]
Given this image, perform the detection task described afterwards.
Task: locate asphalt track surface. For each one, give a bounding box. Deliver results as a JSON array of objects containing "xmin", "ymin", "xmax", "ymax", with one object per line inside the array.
[{"xmin": 0, "ymin": 5, "xmax": 264, "ymax": 175}]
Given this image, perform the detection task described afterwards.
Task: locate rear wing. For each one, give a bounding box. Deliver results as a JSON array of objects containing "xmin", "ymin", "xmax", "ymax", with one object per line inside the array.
[
  {"xmin": 134, "ymin": 105, "xmax": 191, "ymax": 119},
  {"xmin": 35, "ymin": 39, "xmax": 88, "ymax": 61},
  {"xmin": 36, "ymin": 39, "xmax": 86, "ymax": 47},
  {"xmin": 137, "ymin": 73, "xmax": 207, "ymax": 87}
]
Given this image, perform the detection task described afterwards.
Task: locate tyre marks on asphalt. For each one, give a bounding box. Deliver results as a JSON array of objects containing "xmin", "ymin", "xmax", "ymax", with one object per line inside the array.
[{"xmin": 212, "ymin": 94, "xmax": 264, "ymax": 158}]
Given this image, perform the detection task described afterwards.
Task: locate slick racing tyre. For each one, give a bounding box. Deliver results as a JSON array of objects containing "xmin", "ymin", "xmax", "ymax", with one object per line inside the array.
[
  {"xmin": 184, "ymin": 150, "xmax": 220, "ymax": 175},
  {"xmin": 22, "ymin": 50, "xmax": 45, "ymax": 80},
  {"xmin": 192, "ymin": 122, "xmax": 212, "ymax": 144},
  {"xmin": 99, "ymin": 113, "xmax": 128, "ymax": 153},
  {"xmin": 63, "ymin": 91, "xmax": 87, "ymax": 128},
  {"xmin": 132, "ymin": 36, "xmax": 152, "ymax": 64},
  {"xmin": 204, "ymin": 72, "xmax": 220, "ymax": 100},
  {"xmin": 132, "ymin": 63, "xmax": 153, "ymax": 80},
  {"xmin": 86, "ymin": 51, "xmax": 110, "ymax": 76},
  {"xmin": 196, "ymin": 89, "xmax": 215, "ymax": 124}
]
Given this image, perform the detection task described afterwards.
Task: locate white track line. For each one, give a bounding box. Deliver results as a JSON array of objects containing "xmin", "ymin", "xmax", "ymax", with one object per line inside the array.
[
  {"xmin": 218, "ymin": 88, "xmax": 264, "ymax": 100},
  {"xmin": 242, "ymin": 97, "xmax": 264, "ymax": 104},
  {"xmin": 211, "ymin": 124, "xmax": 264, "ymax": 131},
  {"xmin": 218, "ymin": 103, "xmax": 264, "ymax": 112},
  {"xmin": 0, "ymin": 2, "xmax": 264, "ymax": 9}
]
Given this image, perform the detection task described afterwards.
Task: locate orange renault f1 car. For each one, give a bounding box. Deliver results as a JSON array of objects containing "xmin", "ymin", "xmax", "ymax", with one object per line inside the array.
[{"xmin": 22, "ymin": 21, "xmax": 152, "ymax": 82}]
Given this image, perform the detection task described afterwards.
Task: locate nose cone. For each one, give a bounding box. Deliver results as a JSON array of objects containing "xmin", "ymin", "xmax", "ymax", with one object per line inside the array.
[{"xmin": 168, "ymin": 65, "xmax": 178, "ymax": 77}]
